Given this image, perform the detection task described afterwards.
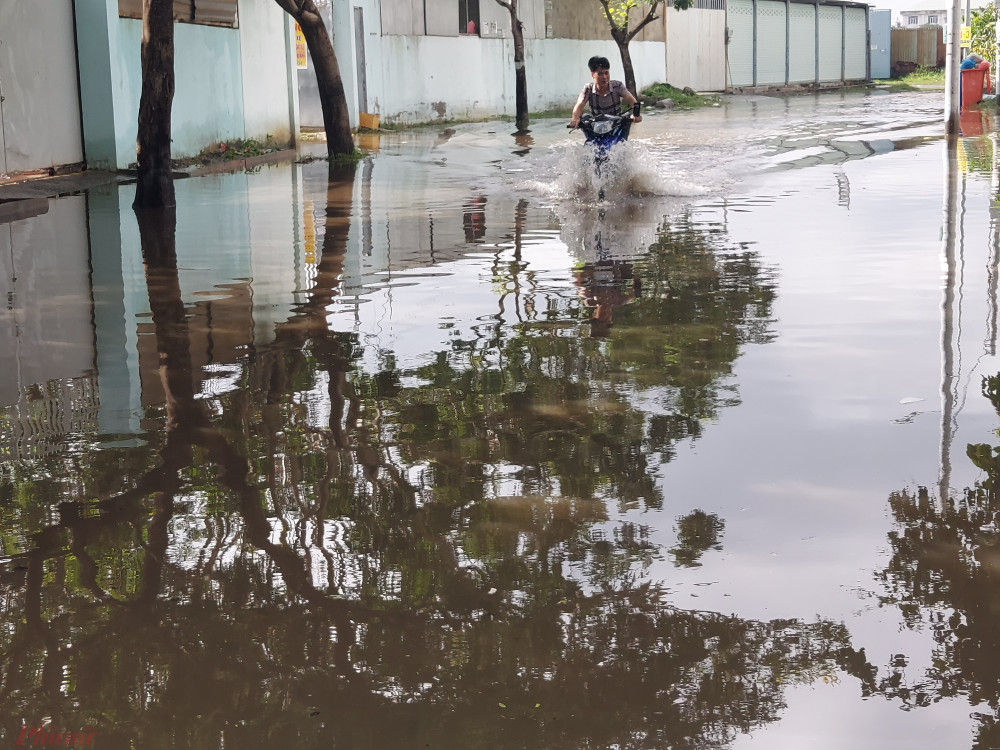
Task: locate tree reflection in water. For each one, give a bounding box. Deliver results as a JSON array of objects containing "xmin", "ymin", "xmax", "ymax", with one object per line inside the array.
[
  {"xmin": 878, "ymin": 372, "xmax": 1000, "ymax": 748},
  {"xmin": 0, "ymin": 166, "xmax": 870, "ymax": 749}
]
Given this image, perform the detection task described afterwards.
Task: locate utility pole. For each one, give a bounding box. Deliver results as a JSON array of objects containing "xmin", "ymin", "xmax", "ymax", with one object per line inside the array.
[{"xmin": 945, "ymin": 0, "xmax": 962, "ymax": 133}]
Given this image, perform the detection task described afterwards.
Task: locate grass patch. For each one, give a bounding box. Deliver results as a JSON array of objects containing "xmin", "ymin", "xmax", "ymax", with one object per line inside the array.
[
  {"xmin": 330, "ymin": 149, "xmax": 369, "ymax": 165},
  {"xmin": 640, "ymin": 83, "xmax": 720, "ymax": 108},
  {"xmin": 172, "ymin": 135, "xmax": 283, "ymax": 169},
  {"xmin": 875, "ymin": 66, "xmax": 946, "ymax": 89}
]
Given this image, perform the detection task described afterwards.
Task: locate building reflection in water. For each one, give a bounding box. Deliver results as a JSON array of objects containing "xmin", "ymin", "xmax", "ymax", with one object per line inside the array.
[{"xmin": 0, "ymin": 156, "xmax": 883, "ymax": 749}]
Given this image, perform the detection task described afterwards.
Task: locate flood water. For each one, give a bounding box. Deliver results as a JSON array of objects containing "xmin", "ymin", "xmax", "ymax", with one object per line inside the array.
[{"xmin": 4, "ymin": 88, "xmax": 1000, "ymax": 748}]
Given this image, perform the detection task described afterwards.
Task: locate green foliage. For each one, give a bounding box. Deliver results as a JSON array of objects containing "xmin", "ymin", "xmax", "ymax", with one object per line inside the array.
[
  {"xmin": 330, "ymin": 148, "xmax": 369, "ymax": 164},
  {"xmin": 970, "ymin": 4, "xmax": 997, "ymax": 65},
  {"xmin": 603, "ymin": 0, "xmax": 691, "ymax": 30},
  {"xmin": 223, "ymin": 135, "xmax": 277, "ymax": 159},
  {"xmin": 877, "ymin": 66, "xmax": 945, "ymax": 87},
  {"xmin": 641, "ymin": 82, "xmax": 719, "ymax": 107}
]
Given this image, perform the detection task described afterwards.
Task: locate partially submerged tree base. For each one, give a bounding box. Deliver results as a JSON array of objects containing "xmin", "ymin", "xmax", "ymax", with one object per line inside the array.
[
  {"xmin": 133, "ymin": 0, "xmax": 176, "ymax": 209},
  {"xmin": 274, "ymin": 0, "xmax": 354, "ymax": 157}
]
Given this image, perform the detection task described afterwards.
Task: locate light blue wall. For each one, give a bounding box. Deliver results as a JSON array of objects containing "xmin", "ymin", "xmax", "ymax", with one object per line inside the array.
[
  {"xmin": 74, "ymin": 0, "xmax": 125, "ymax": 170},
  {"xmin": 76, "ymin": 0, "xmax": 297, "ymax": 170},
  {"xmin": 114, "ymin": 19, "xmax": 245, "ymax": 168}
]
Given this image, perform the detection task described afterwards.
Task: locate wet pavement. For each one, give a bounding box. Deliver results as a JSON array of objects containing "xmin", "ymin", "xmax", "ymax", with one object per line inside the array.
[{"xmin": 2, "ymin": 88, "xmax": 1000, "ymax": 749}]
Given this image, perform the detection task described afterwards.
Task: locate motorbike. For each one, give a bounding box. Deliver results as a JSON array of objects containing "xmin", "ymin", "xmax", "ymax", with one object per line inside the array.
[{"xmin": 570, "ymin": 104, "xmax": 641, "ymax": 199}]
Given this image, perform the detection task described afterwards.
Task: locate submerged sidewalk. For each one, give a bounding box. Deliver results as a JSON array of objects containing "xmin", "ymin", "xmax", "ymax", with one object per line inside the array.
[
  {"xmin": 0, "ymin": 171, "xmax": 125, "ymax": 223},
  {"xmin": 0, "ymin": 147, "xmax": 299, "ymax": 224}
]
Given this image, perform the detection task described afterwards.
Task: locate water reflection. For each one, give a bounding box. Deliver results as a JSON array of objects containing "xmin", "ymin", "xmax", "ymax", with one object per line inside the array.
[
  {"xmin": 879, "ymin": 370, "xmax": 1000, "ymax": 747},
  {"xmin": 7, "ymin": 92, "xmax": 1000, "ymax": 747},
  {"xmin": 0, "ymin": 135, "xmax": 877, "ymax": 748}
]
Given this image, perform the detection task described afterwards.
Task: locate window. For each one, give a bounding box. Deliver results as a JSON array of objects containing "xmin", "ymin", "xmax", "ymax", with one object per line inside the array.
[
  {"xmin": 927, "ymin": 15, "xmax": 937, "ymax": 23},
  {"xmin": 907, "ymin": 15, "xmax": 918, "ymax": 24},
  {"xmin": 118, "ymin": 0, "xmax": 238, "ymax": 28},
  {"xmin": 459, "ymin": 0, "xmax": 480, "ymax": 35}
]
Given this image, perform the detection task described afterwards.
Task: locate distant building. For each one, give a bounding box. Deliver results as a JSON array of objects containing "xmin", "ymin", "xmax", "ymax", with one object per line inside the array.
[
  {"xmin": 894, "ymin": 0, "xmax": 987, "ymax": 31},
  {"xmin": 900, "ymin": 8, "xmax": 947, "ymax": 26}
]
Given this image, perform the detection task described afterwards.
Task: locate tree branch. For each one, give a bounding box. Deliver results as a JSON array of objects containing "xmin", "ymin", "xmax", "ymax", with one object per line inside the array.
[{"xmin": 626, "ymin": 1, "xmax": 660, "ymax": 42}]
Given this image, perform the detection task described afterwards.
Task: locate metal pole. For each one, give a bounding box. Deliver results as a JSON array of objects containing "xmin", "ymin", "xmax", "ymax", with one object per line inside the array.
[
  {"xmin": 786, "ymin": 0, "xmax": 791, "ymax": 85},
  {"xmin": 815, "ymin": 1, "xmax": 820, "ymax": 83},
  {"xmin": 944, "ymin": 0, "xmax": 962, "ymax": 133},
  {"xmin": 939, "ymin": 139, "xmax": 959, "ymax": 507}
]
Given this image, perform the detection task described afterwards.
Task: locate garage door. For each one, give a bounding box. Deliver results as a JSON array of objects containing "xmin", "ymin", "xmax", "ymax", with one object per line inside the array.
[
  {"xmin": 789, "ymin": 3, "xmax": 816, "ymax": 83},
  {"xmin": 818, "ymin": 5, "xmax": 843, "ymax": 81},
  {"xmin": 727, "ymin": 0, "xmax": 755, "ymax": 86},
  {"xmin": 756, "ymin": 1, "xmax": 787, "ymax": 85},
  {"xmin": 844, "ymin": 7, "xmax": 867, "ymax": 79}
]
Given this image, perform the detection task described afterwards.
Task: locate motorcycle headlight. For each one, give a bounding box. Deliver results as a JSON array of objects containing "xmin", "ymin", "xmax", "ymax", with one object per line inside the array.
[{"xmin": 593, "ymin": 120, "xmax": 613, "ymax": 135}]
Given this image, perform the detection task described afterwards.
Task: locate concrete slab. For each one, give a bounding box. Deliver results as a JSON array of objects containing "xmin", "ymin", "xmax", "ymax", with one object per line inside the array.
[{"xmin": 0, "ymin": 170, "xmax": 126, "ymax": 201}]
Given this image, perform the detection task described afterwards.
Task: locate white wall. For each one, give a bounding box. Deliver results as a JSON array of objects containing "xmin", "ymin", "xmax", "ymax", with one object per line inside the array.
[
  {"xmin": 665, "ymin": 8, "xmax": 727, "ymax": 92},
  {"xmin": 528, "ymin": 39, "xmax": 667, "ymax": 106},
  {"xmin": 240, "ymin": 0, "xmax": 299, "ymax": 145},
  {"xmin": 0, "ymin": 0, "xmax": 84, "ymax": 174},
  {"xmin": 375, "ymin": 35, "xmax": 512, "ymax": 123},
  {"xmin": 366, "ymin": 36, "xmax": 666, "ymax": 125}
]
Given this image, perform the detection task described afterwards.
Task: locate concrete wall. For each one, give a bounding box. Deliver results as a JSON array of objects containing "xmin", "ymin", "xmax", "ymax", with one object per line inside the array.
[
  {"xmin": 0, "ymin": 0, "xmax": 84, "ymax": 174},
  {"xmin": 298, "ymin": 0, "xmax": 666, "ymax": 127},
  {"xmin": 240, "ymin": 1, "xmax": 300, "ymax": 145},
  {"xmin": 528, "ymin": 39, "xmax": 666, "ymax": 107},
  {"xmin": 664, "ymin": 8, "xmax": 726, "ymax": 91},
  {"xmin": 549, "ymin": 0, "xmax": 666, "ymax": 42},
  {"xmin": 307, "ymin": 34, "xmax": 666, "ymax": 127},
  {"xmin": 77, "ymin": 0, "xmax": 297, "ymax": 171}
]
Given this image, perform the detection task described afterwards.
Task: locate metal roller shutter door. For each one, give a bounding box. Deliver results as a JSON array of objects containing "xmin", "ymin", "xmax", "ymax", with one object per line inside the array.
[
  {"xmin": 756, "ymin": 0, "xmax": 787, "ymax": 84},
  {"xmin": 727, "ymin": 0, "xmax": 755, "ymax": 86},
  {"xmin": 818, "ymin": 5, "xmax": 842, "ymax": 81},
  {"xmin": 789, "ymin": 3, "xmax": 816, "ymax": 83},
  {"xmin": 844, "ymin": 7, "xmax": 867, "ymax": 79}
]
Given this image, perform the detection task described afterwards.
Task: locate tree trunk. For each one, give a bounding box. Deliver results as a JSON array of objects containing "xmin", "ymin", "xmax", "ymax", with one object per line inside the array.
[
  {"xmin": 133, "ymin": 0, "xmax": 175, "ymax": 209},
  {"xmin": 616, "ymin": 35, "xmax": 638, "ymax": 100},
  {"xmin": 509, "ymin": 1, "xmax": 529, "ymax": 132},
  {"xmin": 278, "ymin": 0, "xmax": 355, "ymax": 156}
]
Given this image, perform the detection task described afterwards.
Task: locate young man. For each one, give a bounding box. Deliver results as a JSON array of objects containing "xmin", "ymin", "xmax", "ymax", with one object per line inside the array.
[{"xmin": 568, "ymin": 56, "xmax": 642, "ymax": 129}]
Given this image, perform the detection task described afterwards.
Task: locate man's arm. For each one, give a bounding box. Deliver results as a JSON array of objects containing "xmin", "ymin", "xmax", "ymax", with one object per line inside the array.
[
  {"xmin": 569, "ymin": 87, "xmax": 589, "ymax": 127},
  {"xmin": 622, "ymin": 89, "xmax": 642, "ymax": 123}
]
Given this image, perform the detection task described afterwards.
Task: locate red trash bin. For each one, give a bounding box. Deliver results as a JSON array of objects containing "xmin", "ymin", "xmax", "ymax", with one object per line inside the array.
[
  {"xmin": 962, "ymin": 67, "xmax": 987, "ymax": 106},
  {"xmin": 978, "ymin": 60, "xmax": 992, "ymax": 94}
]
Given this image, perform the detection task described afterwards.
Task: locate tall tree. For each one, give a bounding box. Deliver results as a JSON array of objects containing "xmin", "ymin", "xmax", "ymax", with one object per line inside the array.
[
  {"xmin": 493, "ymin": 0, "xmax": 529, "ymax": 132},
  {"xmin": 133, "ymin": 0, "xmax": 176, "ymax": 209},
  {"xmin": 598, "ymin": 0, "xmax": 692, "ymax": 98},
  {"xmin": 275, "ymin": 0, "xmax": 355, "ymax": 156}
]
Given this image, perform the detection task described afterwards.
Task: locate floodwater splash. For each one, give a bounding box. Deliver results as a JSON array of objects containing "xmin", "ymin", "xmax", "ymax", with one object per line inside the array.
[{"xmin": 519, "ymin": 138, "xmax": 715, "ymax": 202}]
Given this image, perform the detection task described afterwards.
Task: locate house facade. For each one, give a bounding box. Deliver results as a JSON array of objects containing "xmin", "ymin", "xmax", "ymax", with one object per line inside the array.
[{"xmin": 0, "ymin": 0, "xmax": 300, "ymax": 177}]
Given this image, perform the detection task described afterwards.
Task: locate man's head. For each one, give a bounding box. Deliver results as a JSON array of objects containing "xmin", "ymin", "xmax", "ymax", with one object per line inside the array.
[
  {"xmin": 588, "ymin": 56, "xmax": 611, "ymax": 73},
  {"xmin": 588, "ymin": 56, "xmax": 611, "ymax": 89}
]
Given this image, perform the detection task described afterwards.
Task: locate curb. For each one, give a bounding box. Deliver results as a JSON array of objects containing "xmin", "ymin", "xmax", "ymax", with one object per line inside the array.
[{"xmin": 180, "ymin": 149, "xmax": 299, "ymax": 177}]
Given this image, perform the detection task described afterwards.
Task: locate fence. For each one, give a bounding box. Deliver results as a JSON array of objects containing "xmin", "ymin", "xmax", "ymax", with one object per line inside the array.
[{"xmin": 890, "ymin": 26, "xmax": 944, "ymax": 71}]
